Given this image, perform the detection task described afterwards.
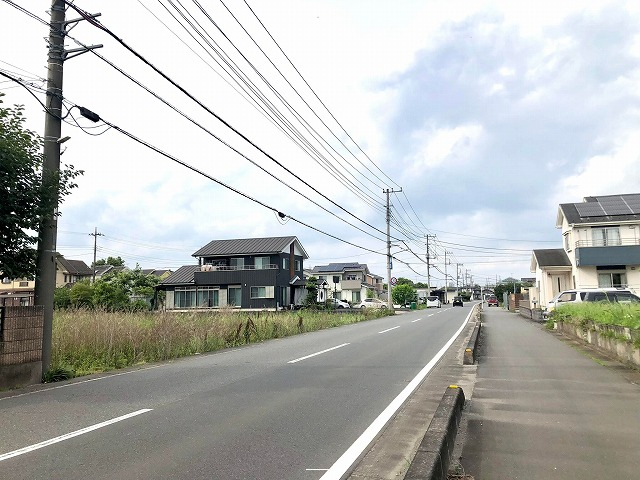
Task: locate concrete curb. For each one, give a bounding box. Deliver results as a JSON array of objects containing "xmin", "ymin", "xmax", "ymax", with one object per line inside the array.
[
  {"xmin": 404, "ymin": 386, "xmax": 466, "ymax": 480},
  {"xmin": 463, "ymin": 322, "xmax": 481, "ymax": 365}
]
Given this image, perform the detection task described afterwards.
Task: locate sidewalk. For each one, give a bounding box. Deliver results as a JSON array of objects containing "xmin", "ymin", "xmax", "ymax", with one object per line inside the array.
[{"xmin": 460, "ymin": 307, "xmax": 640, "ymax": 480}]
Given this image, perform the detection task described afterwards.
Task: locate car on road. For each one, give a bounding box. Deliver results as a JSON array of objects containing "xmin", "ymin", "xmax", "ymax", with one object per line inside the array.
[
  {"xmin": 355, "ymin": 298, "xmax": 387, "ymax": 309},
  {"xmin": 329, "ymin": 298, "xmax": 350, "ymax": 309},
  {"xmin": 452, "ymin": 296, "xmax": 464, "ymax": 307},
  {"xmin": 425, "ymin": 296, "xmax": 442, "ymax": 308},
  {"xmin": 486, "ymin": 295, "xmax": 498, "ymax": 307}
]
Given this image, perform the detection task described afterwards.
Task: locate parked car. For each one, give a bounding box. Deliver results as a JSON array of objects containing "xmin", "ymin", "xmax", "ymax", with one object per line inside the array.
[
  {"xmin": 486, "ymin": 295, "xmax": 498, "ymax": 307},
  {"xmin": 329, "ymin": 298, "xmax": 350, "ymax": 309},
  {"xmin": 452, "ymin": 296, "xmax": 464, "ymax": 307},
  {"xmin": 547, "ymin": 288, "xmax": 640, "ymax": 312},
  {"xmin": 355, "ymin": 298, "xmax": 387, "ymax": 309},
  {"xmin": 425, "ymin": 296, "xmax": 442, "ymax": 308}
]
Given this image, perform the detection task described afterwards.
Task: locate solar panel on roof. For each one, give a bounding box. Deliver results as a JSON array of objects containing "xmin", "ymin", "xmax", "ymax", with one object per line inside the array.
[
  {"xmin": 575, "ymin": 202, "xmax": 606, "ymax": 217},
  {"xmin": 597, "ymin": 196, "xmax": 633, "ymax": 216},
  {"xmin": 624, "ymin": 195, "xmax": 640, "ymax": 214}
]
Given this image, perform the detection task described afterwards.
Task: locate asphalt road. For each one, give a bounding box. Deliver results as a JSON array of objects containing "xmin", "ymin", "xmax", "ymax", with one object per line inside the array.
[{"xmin": 0, "ymin": 304, "xmax": 474, "ymax": 480}]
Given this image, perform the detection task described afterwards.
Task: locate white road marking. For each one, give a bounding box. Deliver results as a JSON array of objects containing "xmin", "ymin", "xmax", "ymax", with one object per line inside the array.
[
  {"xmin": 0, "ymin": 409, "xmax": 153, "ymax": 462},
  {"xmin": 319, "ymin": 308, "xmax": 474, "ymax": 480},
  {"xmin": 378, "ymin": 326, "xmax": 401, "ymax": 334},
  {"xmin": 287, "ymin": 343, "xmax": 350, "ymax": 364},
  {"xmin": 411, "ymin": 318, "xmax": 422, "ymax": 323}
]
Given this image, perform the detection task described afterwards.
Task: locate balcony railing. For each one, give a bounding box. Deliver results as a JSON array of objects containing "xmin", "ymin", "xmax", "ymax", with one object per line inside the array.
[
  {"xmin": 575, "ymin": 238, "xmax": 640, "ymax": 248},
  {"xmin": 199, "ymin": 264, "xmax": 278, "ymax": 272}
]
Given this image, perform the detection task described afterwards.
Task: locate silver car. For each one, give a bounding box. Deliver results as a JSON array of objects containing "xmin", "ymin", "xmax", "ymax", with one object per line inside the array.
[{"xmin": 355, "ymin": 298, "xmax": 387, "ymax": 309}]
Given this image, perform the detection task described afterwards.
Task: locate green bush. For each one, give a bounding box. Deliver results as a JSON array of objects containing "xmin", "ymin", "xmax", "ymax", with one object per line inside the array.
[{"xmin": 551, "ymin": 303, "xmax": 640, "ymax": 329}]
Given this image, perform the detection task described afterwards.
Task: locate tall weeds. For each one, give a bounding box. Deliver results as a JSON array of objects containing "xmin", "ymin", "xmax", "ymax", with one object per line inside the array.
[{"xmin": 51, "ymin": 308, "xmax": 386, "ymax": 377}]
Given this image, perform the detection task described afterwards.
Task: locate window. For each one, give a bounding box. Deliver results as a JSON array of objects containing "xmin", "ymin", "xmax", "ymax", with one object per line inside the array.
[
  {"xmin": 564, "ymin": 233, "xmax": 571, "ymax": 251},
  {"xmin": 318, "ymin": 275, "xmax": 326, "ymax": 281},
  {"xmin": 557, "ymin": 292, "xmax": 576, "ymax": 303},
  {"xmin": 250, "ymin": 286, "xmax": 274, "ymax": 298},
  {"xmin": 228, "ymin": 286, "xmax": 242, "ymax": 306},
  {"xmin": 295, "ymin": 259, "xmax": 301, "ymax": 271},
  {"xmin": 255, "ymin": 257, "xmax": 270, "ymax": 269},
  {"xmin": 598, "ymin": 272, "xmax": 627, "ymax": 288},
  {"xmin": 591, "ymin": 226, "xmax": 620, "ymax": 246},
  {"xmin": 346, "ymin": 274, "xmax": 359, "ymax": 281},
  {"xmin": 197, "ymin": 287, "xmax": 219, "ymax": 307},
  {"xmin": 230, "ymin": 258, "xmax": 244, "ymax": 270},
  {"xmin": 282, "ymin": 257, "xmax": 289, "ymax": 270},
  {"xmin": 19, "ymin": 281, "xmax": 29, "ymax": 287},
  {"xmin": 174, "ymin": 287, "xmax": 196, "ymax": 308},
  {"xmin": 352, "ymin": 291, "xmax": 361, "ymax": 303}
]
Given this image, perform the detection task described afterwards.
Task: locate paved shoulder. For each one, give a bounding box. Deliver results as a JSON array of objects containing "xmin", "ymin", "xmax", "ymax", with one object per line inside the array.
[{"xmin": 461, "ymin": 308, "xmax": 640, "ymax": 480}]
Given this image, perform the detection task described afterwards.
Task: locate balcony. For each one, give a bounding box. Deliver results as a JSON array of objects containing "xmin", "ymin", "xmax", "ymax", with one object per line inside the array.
[
  {"xmin": 340, "ymin": 279, "xmax": 364, "ymax": 290},
  {"xmin": 574, "ymin": 239, "xmax": 640, "ymax": 267}
]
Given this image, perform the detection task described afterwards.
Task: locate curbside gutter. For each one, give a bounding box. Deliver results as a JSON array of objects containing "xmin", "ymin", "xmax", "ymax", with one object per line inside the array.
[
  {"xmin": 404, "ymin": 386, "xmax": 466, "ymax": 480},
  {"xmin": 463, "ymin": 322, "xmax": 481, "ymax": 365}
]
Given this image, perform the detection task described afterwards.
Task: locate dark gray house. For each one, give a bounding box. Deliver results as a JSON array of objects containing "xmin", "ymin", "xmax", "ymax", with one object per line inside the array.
[{"xmin": 159, "ymin": 236, "xmax": 309, "ymax": 310}]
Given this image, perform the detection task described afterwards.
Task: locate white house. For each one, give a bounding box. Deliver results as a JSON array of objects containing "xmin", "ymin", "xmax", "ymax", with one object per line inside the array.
[{"xmin": 531, "ymin": 193, "xmax": 640, "ymax": 306}]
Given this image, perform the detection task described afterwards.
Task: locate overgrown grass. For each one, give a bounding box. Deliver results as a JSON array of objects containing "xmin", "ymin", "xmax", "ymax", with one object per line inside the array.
[
  {"xmin": 551, "ymin": 302, "xmax": 640, "ymax": 330},
  {"xmin": 50, "ymin": 308, "xmax": 390, "ymax": 379}
]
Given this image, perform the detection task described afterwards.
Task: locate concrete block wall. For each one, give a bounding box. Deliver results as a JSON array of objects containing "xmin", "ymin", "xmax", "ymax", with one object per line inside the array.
[{"xmin": 0, "ymin": 305, "xmax": 44, "ymax": 389}]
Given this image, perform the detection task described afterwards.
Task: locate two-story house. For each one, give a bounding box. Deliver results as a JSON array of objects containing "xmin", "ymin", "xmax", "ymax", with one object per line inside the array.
[
  {"xmin": 531, "ymin": 193, "xmax": 640, "ymax": 306},
  {"xmin": 159, "ymin": 236, "xmax": 308, "ymax": 310},
  {"xmin": 55, "ymin": 256, "xmax": 93, "ymax": 287},
  {"xmin": 310, "ymin": 262, "xmax": 382, "ymax": 304}
]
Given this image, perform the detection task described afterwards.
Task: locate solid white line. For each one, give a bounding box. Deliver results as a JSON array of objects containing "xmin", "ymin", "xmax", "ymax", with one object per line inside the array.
[
  {"xmin": 378, "ymin": 326, "xmax": 401, "ymax": 334},
  {"xmin": 319, "ymin": 308, "xmax": 474, "ymax": 480},
  {"xmin": 287, "ymin": 343, "xmax": 350, "ymax": 364},
  {"xmin": 411, "ymin": 318, "xmax": 423, "ymax": 323},
  {"xmin": 0, "ymin": 409, "xmax": 153, "ymax": 462}
]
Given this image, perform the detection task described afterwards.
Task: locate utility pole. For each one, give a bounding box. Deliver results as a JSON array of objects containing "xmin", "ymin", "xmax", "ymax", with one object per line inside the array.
[
  {"xmin": 384, "ymin": 187, "xmax": 402, "ymax": 309},
  {"xmin": 425, "ymin": 234, "xmax": 436, "ymax": 293},
  {"xmin": 456, "ymin": 263, "xmax": 464, "ymax": 296},
  {"xmin": 90, "ymin": 227, "xmax": 104, "ymax": 283},
  {"xmin": 34, "ymin": 0, "xmax": 102, "ymax": 375},
  {"xmin": 443, "ymin": 250, "xmax": 452, "ymax": 304}
]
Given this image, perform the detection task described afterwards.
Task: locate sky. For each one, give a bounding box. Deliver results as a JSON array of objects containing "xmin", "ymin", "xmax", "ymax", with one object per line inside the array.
[{"xmin": 2, "ymin": 0, "xmax": 640, "ymax": 289}]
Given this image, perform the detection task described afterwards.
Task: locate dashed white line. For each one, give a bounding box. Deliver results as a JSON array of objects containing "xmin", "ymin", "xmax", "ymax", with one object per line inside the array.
[
  {"xmin": 411, "ymin": 318, "xmax": 423, "ymax": 323},
  {"xmin": 287, "ymin": 343, "xmax": 350, "ymax": 364},
  {"xmin": 0, "ymin": 409, "xmax": 153, "ymax": 462},
  {"xmin": 378, "ymin": 326, "xmax": 401, "ymax": 334}
]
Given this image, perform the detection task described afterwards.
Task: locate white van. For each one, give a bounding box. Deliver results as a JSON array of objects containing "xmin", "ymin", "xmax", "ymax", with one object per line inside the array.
[
  {"xmin": 547, "ymin": 288, "xmax": 640, "ymax": 312},
  {"xmin": 425, "ymin": 296, "xmax": 442, "ymax": 308}
]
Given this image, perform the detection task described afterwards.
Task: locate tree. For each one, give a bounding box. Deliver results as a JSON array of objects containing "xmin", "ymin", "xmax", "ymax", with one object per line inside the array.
[
  {"xmin": 0, "ymin": 96, "xmax": 82, "ymax": 280},
  {"xmin": 304, "ymin": 276, "xmax": 319, "ymax": 307},
  {"xmin": 93, "ymin": 256, "xmax": 126, "ymax": 267},
  {"xmin": 392, "ymin": 284, "xmax": 417, "ymax": 306},
  {"xmin": 396, "ymin": 277, "xmax": 415, "ymax": 287}
]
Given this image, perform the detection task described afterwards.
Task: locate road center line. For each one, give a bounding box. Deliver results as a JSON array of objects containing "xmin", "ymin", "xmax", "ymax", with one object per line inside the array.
[
  {"xmin": 287, "ymin": 343, "xmax": 350, "ymax": 364},
  {"xmin": 0, "ymin": 409, "xmax": 153, "ymax": 462},
  {"xmin": 411, "ymin": 318, "xmax": 423, "ymax": 323},
  {"xmin": 319, "ymin": 309, "xmax": 474, "ymax": 480},
  {"xmin": 378, "ymin": 326, "xmax": 401, "ymax": 334}
]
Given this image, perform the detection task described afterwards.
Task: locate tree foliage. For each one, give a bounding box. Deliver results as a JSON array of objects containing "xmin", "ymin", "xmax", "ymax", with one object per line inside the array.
[
  {"xmin": 53, "ymin": 268, "xmax": 160, "ymax": 311},
  {"xmin": 304, "ymin": 276, "xmax": 319, "ymax": 307},
  {"xmin": 392, "ymin": 284, "xmax": 417, "ymax": 306},
  {"xmin": 0, "ymin": 96, "xmax": 82, "ymax": 280},
  {"xmin": 94, "ymin": 256, "xmax": 126, "ymax": 267}
]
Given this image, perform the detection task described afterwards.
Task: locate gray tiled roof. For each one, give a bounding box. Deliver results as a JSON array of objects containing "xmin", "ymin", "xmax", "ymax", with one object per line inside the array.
[
  {"xmin": 57, "ymin": 257, "xmax": 93, "ymax": 275},
  {"xmin": 532, "ymin": 249, "xmax": 571, "ymax": 267},
  {"xmin": 160, "ymin": 265, "xmax": 199, "ymax": 285},
  {"xmin": 311, "ymin": 262, "xmax": 369, "ymax": 273},
  {"xmin": 560, "ymin": 193, "xmax": 640, "ymax": 224},
  {"xmin": 192, "ymin": 236, "xmax": 308, "ymax": 258}
]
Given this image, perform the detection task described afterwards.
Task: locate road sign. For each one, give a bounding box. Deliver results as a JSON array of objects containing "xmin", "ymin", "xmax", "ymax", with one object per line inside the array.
[{"xmin": 390, "ymin": 277, "xmax": 397, "ymax": 285}]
